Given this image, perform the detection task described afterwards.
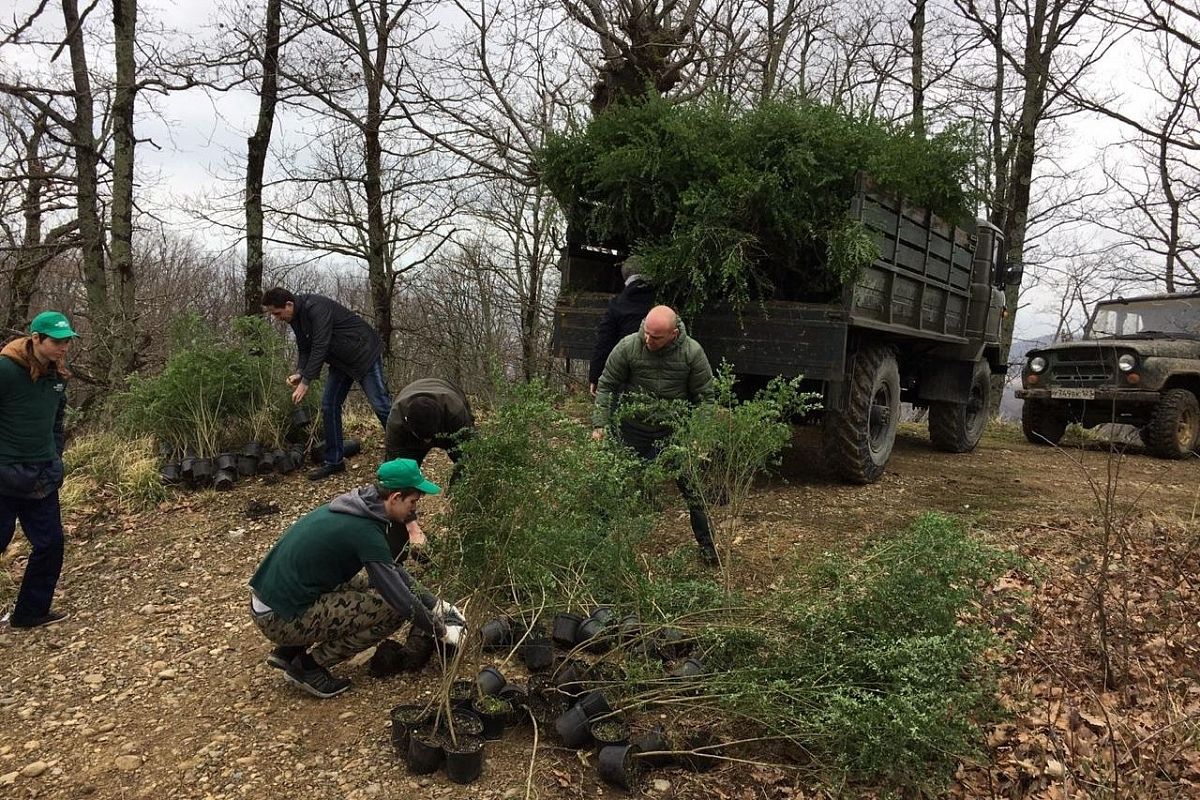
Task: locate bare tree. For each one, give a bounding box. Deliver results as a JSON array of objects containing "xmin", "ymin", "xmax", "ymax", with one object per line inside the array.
[{"xmin": 244, "ymin": 0, "xmax": 282, "ymax": 315}]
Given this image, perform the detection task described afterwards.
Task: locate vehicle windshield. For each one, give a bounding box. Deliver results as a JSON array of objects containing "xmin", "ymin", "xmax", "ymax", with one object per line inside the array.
[{"xmin": 1088, "ymin": 297, "xmax": 1200, "ymax": 338}]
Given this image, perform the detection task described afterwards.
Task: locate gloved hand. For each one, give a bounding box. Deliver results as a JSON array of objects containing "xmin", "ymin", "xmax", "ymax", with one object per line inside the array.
[
  {"xmin": 434, "ymin": 600, "xmax": 466, "ymax": 627},
  {"xmin": 442, "ymin": 623, "xmax": 465, "ymax": 648}
]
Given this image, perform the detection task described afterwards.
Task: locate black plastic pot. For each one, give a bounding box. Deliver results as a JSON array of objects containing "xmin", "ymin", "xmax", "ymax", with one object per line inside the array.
[
  {"xmin": 552, "ymin": 612, "xmax": 583, "ymax": 647},
  {"xmin": 160, "ymin": 464, "xmax": 182, "ymax": 485},
  {"xmin": 476, "ymin": 666, "xmax": 506, "ymax": 696},
  {"xmin": 470, "ymin": 696, "xmax": 512, "ymax": 740},
  {"xmin": 598, "ymin": 744, "xmax": 644, "ymax": 790},
  {"xmin": 243, "ymin": 442, "xmax": 264, "ymax": 459},
  {"xmin": 480, "ymin": 617, "xmax": 515, "ymax": 650},
  {"xmin": 180, "ymin": 457, "xmax": 196, "ymax": 484},
  {"xmin": 342, "ymin": 437, "xmax": 361, "ymax": 458},
  {"xmin": 236, "ymin": 455, "xmax": 258, "ymax": 477},
  {"xmin": 631, "ymin": 727, "xmax": 675, "ymax": 768},
  {"xmin": 402, "ymin": 627, "xmax": 435, "ymax": 671},
  {"xmin": 618, "ymin": 614, "xmax": 642, "ymax": 643},
  {"xmin": 521, "ymin": 636, "xmax": 555, "ymax": 671},
  {"xmin": 405, "ymin": 727, "xmax": 443, "ymax": 774},
  {"xmin": 390, "ymin": 704, "xmax": 432, "ymax": 753},
  {"xmin": 439, "ymin": 708, "xmax": 484, "ymax": 740},
  {"xmin": 275, "ymin": 450, "xmax": 296, "ymax": 474},
  {"xmin": 257, "ymin": 451, "xmax": 276, "ymax": 474},
  {"xmin": 449, "ymin": 679, "xmax": 476, "ymax": 711},
  {"xmin": 554, "ymin": 704, "xmax": 593, "ymax": 749},
  {"xmin": 526, "ymin": 691, "xmax": 566, "ymax": 729},
  {"xmin": 553, "ymin": 659, "xmax": 588, "ymax": 699},
  {"xmin": 213, "ymin": 468, "xmax": 236, "ymax": 491},
  {"xmin": 577, "ymin": 608, "xmax": 616, "ymax": 652},
  {"xmin": 443, "ymin": 733, "xmax": 484, "ymax": 784},
  {"xmin": 190, "ymin": 457, "xmax": 214, "ymax": 485},
  {"xmin": 669, "ymin": 657, "xmax": 706, "ymax": 679},
  {"xmin": 291, "ymin": 406, "xmax": 313, "ymax": 428},
  {"xmin": 289, "ymin": 445, "xmax": 307, "ymax": 464},
  {"xmin": 497, "ymin": 684, "xmax": 528, "ymax": 712},
  {"xmin": 589, "ymin": 717, "xmax": 630, "ymax": 748},
  {"xmin": 527, "ymin": 673, "xmax": 554, "ymax": 698},
  {"xmin": 577, "ymin": 690, "xmax": 612, "ymax": 720},
  {"xmin": 655, "ymin": 627, "xmax": 692, "ymax": 660},
  {"xmin": 216, "ymin": 453, "xmax": 237, "ymax": 472},
  {"xmin": 369, "ymin": 639, "xmax": 410, "ymax": 678}
]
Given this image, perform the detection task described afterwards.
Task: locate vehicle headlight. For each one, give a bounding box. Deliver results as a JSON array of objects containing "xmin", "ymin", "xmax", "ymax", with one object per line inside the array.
[
  {"xmin": 1029, "ymin": 356, "xmax": 1047, "ymax": 374},
  {"xmin": 1117, "ymin": 354, "xmax": 1137, "ymax": 373}
]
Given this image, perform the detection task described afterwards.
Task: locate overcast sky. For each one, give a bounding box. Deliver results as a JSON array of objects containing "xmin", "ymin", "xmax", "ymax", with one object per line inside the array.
[{"xmin": 6, "ymin": 0, "xmax": 1171, "ymax": 343}]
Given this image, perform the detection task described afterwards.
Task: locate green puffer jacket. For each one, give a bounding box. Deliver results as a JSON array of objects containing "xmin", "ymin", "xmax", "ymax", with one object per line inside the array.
[{"xmin": 592, "ymin": 320, "xmax": 715, "ymax": 433}]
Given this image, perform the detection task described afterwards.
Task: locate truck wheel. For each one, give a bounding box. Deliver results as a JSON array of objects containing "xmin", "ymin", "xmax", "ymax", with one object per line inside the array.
[
  {"xmin": 823, "ymin": 346, "xmax": 900, "ymax": 484},
  {"xmin": 929, "ymin": 362, "xmax": 992, "ymax": 453},
  {"xmin": 1021, "ymin": 399, "xmax": 1066, "ymax": 445},
  {"xmin": 1144, "ymin": 388, "xmax": 1200, "ymax": 459}
]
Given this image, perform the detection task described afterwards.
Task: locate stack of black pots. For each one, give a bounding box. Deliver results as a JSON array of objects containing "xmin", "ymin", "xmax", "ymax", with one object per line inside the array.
[
  {"xmin": 392, "ymin": 704, "xmax": 487, "ymax": 785},
  {"xmin": 158, "ymin": 436, "xmax": 363, "ymax": 491}
]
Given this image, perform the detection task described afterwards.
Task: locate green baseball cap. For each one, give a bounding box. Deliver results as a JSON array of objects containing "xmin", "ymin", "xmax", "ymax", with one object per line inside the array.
[
  {"xmin": 29, "ymin": 311, "xmax": 78, "ymax": 339},
  {"xmin": 377, "ymin": 458, "xmax": 441, "ymax": 495}
]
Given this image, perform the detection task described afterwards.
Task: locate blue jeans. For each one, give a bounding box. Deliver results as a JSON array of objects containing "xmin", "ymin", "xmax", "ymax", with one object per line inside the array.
[
  {"xmin": 0, "ymin": 490, "xmax": 65, "ymax": 621},
  {"xmin": 321, "ymin": 358, "xmax": 392, "ymax": 465}
]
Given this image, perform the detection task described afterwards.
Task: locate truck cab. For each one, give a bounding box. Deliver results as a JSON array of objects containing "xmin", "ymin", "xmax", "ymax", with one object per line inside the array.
[{"xmin": 1016, "ymin": 291, "xmax": 1200, "ymax": 458}]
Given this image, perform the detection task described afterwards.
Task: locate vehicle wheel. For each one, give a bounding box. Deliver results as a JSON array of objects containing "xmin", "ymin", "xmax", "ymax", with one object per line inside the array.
[
  {"xmin": 823, "ymin": 345, "xmax": 900, "ymax": 484},
  {"xmin": 1144, "ymin": 388, "xmax": 1200, "ymax": 459},
  {"xmin": 929, "ymin": 362, "xmax": 993, "ymax": 453},
  {"xmin": 1021, "ymin": 399, "xmax": 1066, "ymax": 446}
]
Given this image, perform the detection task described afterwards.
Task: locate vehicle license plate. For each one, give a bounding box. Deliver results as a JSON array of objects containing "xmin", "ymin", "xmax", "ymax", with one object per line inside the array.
[{"xmin": 1050, "ymin": 388, "xmax": 1095, "ymax": 400}]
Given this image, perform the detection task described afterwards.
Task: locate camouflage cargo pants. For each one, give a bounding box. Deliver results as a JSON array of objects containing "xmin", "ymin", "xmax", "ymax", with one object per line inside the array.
[{"xmin": 250, "ymin": 574, "xmax": 404, "ymax": 667}]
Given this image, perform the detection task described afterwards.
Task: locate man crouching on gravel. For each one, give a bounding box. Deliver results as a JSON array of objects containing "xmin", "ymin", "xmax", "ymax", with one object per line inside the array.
[{"xmin": 248, "ymin": 458, "xmax": 462, "ymax": 699}]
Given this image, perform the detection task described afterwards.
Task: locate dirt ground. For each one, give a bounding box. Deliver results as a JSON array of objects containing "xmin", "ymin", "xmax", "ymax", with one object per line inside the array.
[{"xmin": 2, "ymin": 421, "xmax": 1199, "ymax": 799}]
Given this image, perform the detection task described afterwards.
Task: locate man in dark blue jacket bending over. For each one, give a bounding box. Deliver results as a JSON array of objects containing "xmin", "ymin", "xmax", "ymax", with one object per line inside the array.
[
  {"xmin": 588, "ymin": 256, "xmax": 654, "ymax": 396},
  {"xmin": 262, "ymin": 287, "xmax": 392, "ymax": 480}
]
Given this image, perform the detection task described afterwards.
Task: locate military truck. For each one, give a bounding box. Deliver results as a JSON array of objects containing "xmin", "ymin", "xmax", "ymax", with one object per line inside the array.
[
  {"xmin": 553, "ymin": 175, "xmax": 1022, "ymax": 483},
  {"xmin": 1016, "ymin": 291, "xmax": 1200, "ymax": 458}
]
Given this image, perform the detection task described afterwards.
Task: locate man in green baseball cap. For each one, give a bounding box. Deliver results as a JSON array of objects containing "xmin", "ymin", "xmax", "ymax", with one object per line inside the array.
[
  {"xmin": 28, "ymin": 311, "xmax": 79, "ymax": 340},
  {"xmin": 0, "ymin": 311, "xmax": 78, "ymax": 629},
  {"xmin": 247, "ymin": 458, "xmax": 463, "ymax": 698}
]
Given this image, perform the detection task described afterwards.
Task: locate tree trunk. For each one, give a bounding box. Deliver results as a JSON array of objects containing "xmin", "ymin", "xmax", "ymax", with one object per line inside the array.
[
  {"xmin": 61, "ymin": 0, "xmax": 108, "ymax": 347},
  {"xmin": 4, "ymin": 114, "xmax": 48, "ymax": 334},
  {"xmin": 910, "ymin": 0, "xmax": 926, "ymax": 135},
  {"xmin": 110, "ymin": 0, "xmax": 139, "ymax": 383},
  {"xmin": 244, "ymin": 0, "xmax": 282, "ymax": 315},
  {"xmin": 356, "ymin": 0, "xmax": 393, "ymax": 360}
]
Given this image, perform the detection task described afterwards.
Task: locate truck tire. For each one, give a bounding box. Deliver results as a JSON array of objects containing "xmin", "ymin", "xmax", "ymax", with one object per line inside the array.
[
  {"xmin": 928, "ymin": 362, "xmax": 992, "ymax": 453},
  {"xmin": 1021, "ymin": 399, "xmax": 1066, "ymax": 446},
  {"xmin": 1143, "ymin": 388, "xmax": 1200, "ymax": 459},
  {"xmin": 823, "ymin": 346, "xmax": 900, "ymax": 484}
]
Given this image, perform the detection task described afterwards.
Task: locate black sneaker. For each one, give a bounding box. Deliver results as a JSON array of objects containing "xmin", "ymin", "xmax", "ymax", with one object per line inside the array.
[
  {"xmin": 283, "ymin": 656, "xmax": 351, "ymax": 699},
  {"xmin": 266, "ymin": 645, "xmax": 305, "ymax": 670},
  {"xmin": 307, "ymin": 462, "xmax": 346, "ymax": 481},
  {"xmin": 8, "ymin": 610, "xmax": 69, "ymax": 629}
]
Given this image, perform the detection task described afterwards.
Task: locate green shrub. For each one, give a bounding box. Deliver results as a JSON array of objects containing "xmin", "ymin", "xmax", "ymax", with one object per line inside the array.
[
  {"xmin": 431, "ymin": 382, "xmax": 654, "ymax": 610},
  {"xmin": 114, "ymin": 314, "xmax": 309, "ymax": 455},
  {"xmin": 539, "ymin": 95, "xmax": 977, "ymax": 313},
  {"xmin": 634, "ymin": 513, "xmax": 1009, "ymax": 791}
]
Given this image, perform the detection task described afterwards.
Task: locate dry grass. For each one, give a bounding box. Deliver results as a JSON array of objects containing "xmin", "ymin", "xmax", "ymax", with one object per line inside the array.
[{"xmin": 61, "ymin": 432, "xmax": 170, "ymax": 513}]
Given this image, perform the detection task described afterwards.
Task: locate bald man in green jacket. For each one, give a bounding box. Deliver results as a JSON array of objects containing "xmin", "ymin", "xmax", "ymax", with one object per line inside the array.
[{"xmin": 591, "ymin": 305, "xmax": 717, "ymax": 564}]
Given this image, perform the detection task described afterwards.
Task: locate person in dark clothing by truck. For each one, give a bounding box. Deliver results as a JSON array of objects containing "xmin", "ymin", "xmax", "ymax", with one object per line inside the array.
[
  {"xmin": 0, "ymin": 311, "xmax": 78, "ymax": 629},
  {"xmin": 248, "ymin": 458, "xmax": 463, "ymax": 699},
  {"xmin": 588, "ymin": 256, "xmax": 654, "ymax": 397},
  {"xmin": 384, "ymin": 378, "xmax": 475, "ymax": 554},
  {"xmin": 261, "ymin": 288, "xmax": 393, "ymax": 481}
]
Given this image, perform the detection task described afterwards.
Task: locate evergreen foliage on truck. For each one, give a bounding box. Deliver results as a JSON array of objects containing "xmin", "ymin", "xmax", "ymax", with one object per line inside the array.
[{"xmin": 539, "ymin": 95, "xmax": 978, "ymax": 314}]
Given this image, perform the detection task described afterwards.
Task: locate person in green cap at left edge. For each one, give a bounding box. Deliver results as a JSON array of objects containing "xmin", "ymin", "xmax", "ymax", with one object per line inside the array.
[
  {"xmin": 0, "ymin": 311, "xmax": 78, "ymax": 629},
  {"xmin": 248, "ymin": 458, "xmax": 464, "ymax": 698}
]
